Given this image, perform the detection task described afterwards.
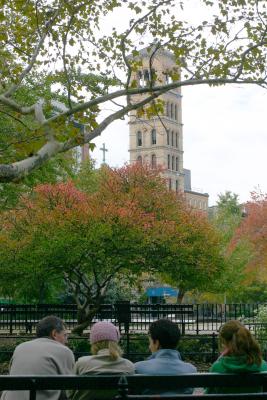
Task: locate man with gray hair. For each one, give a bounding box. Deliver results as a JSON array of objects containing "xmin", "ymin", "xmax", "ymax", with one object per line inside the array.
[{"xmin": 1, "ymin": 315, "xmax": 75, "ymax": 400}]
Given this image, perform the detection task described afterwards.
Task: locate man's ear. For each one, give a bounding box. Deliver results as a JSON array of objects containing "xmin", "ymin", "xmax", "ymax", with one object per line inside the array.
[
  {"xmin": 50, "ymin": 329, "xmax": 57, "ymax": 340},
  {"xmin": 154, "ymin": 339, "xmax": 161, "ymax": 350}
]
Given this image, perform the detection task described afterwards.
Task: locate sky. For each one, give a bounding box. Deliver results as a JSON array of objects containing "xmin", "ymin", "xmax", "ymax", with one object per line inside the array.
[
  {"xmin": 86, "ymin": 1, "xmax": 267, "ymax": 207},
  {"xmin": 91, "ymin": 83, "xmax": 267, "ymax": 206}
]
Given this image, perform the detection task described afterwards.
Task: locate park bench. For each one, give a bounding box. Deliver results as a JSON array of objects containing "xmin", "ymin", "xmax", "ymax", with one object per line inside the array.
[{"xmin": 1, "ymin": 373, "xmax": 267, "ymax": 400}]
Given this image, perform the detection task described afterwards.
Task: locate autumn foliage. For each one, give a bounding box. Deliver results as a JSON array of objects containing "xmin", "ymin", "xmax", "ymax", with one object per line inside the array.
[
  {"xmin": 230, "ymin": 191, "xmax": 267, "ymax": 283},
  {"xmin": 0, "ymin": 163, "xmax": 223, "ymax": 333}
]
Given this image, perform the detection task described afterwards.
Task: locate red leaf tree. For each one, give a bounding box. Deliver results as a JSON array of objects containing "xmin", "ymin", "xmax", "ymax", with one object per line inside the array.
[
  {"xmin": 0, "ymin": 164, "xmax": 223, "ymax": 333},
  {"xmin": 230, "ymin": 191, "xmax": 267, "ymax": 286}
]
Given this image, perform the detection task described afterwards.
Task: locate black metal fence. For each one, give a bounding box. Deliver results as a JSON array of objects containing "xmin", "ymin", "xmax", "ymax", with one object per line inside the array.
[
  {"xmin": 0, "ymin": 303, "xmax": 265, "ymax": 334},
  {"xmin": 2, "ymin": 331, "xmax": 267, "ymax": 372}
]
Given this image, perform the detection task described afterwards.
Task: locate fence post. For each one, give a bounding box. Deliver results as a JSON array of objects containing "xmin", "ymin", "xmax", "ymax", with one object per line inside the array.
[
  {"xmin": 126, "ymin": 331, "xmax": 130, "ymax": 359},
  {"xmin": 196, "ymin": 304, "xmax": 199, "ymax": 335},
  {"xmin": 211, "ymin": 332, "xmax": 217, "ymax": 362},
  {"xmin": 9, "ymin": 304, "xmax": 13, "ymax": 335},
  {"xmin": 181, "ymin": 306, "xmax": 185, "ymax": 336},
  {"xmin": 117, "ymin": 375, "xmax": 129, "ymax": 400},
  {"xmin": 115, "ymin": 301, "xmax": 131, "ymax": 333}
]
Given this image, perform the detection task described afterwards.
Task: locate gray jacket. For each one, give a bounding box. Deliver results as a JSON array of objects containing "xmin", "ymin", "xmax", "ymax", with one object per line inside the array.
[{"xmin": 1, "ymin": 337, "xmax": 75, "ymax": 400}]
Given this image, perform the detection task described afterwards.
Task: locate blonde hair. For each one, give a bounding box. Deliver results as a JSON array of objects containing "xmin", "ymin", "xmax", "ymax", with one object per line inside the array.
[
  {"xmin": 91, "ymin": 340, "xmax": 122, "ymax": 361},
  {"xmin": 219, "ymin": 320, "xmax": 262, "ymax": 365}
]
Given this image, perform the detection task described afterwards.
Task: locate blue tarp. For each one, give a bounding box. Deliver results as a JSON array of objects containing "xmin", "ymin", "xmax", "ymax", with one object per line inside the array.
[{"xmin": 146, "ymin": 287, "xmax": 178, "ymax": 297}]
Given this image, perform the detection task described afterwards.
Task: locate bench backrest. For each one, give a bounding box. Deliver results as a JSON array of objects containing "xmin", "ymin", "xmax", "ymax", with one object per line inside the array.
[{"xmin": 1, "ymin": 373, "xmax": 267, "ymax": 400}]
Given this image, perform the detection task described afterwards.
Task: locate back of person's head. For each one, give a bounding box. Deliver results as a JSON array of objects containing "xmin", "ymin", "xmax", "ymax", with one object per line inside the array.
[
  {"xmin": 219, "ymin": 320, "xmax": 262, "ymax": 365},
  {"xmin": 90, "ymin": 321, "xmax": 122, "ymax": 361},
  {"xmin": 149, "ymin": 319, "xmax": 180, "ymax": 349},
  {"xmin": 36, "ymin": 315, "xmax": 65, "ymax": 338}
]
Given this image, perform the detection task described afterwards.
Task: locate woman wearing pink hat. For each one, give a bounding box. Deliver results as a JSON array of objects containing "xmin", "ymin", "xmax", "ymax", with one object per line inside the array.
[{"xmin": 69, "ymin": 321, "xmax": 134, "ymax": 400}]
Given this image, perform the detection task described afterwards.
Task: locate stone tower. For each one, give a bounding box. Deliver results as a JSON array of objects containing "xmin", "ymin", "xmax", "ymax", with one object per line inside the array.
[{"xmin": 129, "ymin": 47, "xmax": 184, "ymax": 192}]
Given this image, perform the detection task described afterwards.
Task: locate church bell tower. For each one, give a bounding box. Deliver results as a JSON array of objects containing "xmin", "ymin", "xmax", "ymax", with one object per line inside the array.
[{"xmin": 129, "ymin": 47, "xmax": 184, "ymax": 192}]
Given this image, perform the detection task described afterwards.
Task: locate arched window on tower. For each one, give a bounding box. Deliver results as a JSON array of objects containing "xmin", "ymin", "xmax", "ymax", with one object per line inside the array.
[
  {"xmin": 165, "ymin": 74, "xmax": 173, "ymax": 84},
  {"xmin": 151, "ymin": 68, "xmax": 156, "ymax": 86},
  {"xmin": 170, "ymin": 103, "xmax": 173, "ymax": 119},
  {"xmin": 175, "ymin": 132, "xmax": 178, "ymax": 148},
  {"xmin": 171, "ymin": 131, "xmax": 174, "ymax": 147},
  {"xmin": 174, "ymin": 104, "xmax": 178, "ymax": 120},
  {"xmin": 151, "ymin": 129, "xmax": 156, "ymax": 145},
  {"xmin": 167, "ymin": 130, "xmax": 170, "ymax": 145},
  {"xmin": 137, "ymin": 71, "xmax": 143, "ymax": 87},
  {"xmin": 172, "ymin": 155, "xmax": 175, "ymax": 171},
  {"xmin": 151, "ymin": 154, "xmax": 156, "ymax": 169},
  {"xmin": 167, "ymin": 154, "xmax": 170, "ymax": 169},
  {"xmin": 144, "ymin": 70, "xmax": 150, "ymax": 86},
  {"xmin": 166, "ymin": 102, "xmax": 170, "ymax": 117},
  {"xmin": 137, "ymin": 131, "xmax": 142, "ymax": 146},
  {"xmin": 175, "ymin": 157, "xmax": 179, "ymax": 171},
  {"xmin": 137, "ymin": 155, "xmax": 142, "ymax": 164},
  {"xmin": 176, "ymin": 180, "xmax": 179, "ymax": 192}
]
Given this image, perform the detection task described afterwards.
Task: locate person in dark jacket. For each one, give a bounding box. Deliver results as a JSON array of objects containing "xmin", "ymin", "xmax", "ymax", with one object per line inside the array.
[
  {"xmin": 135, "ymin": 319, "xmax": 196, "ymax": 394},
  {"xmin": 206, "ymin": 320, "xmax": 267, "ymax": 394}
]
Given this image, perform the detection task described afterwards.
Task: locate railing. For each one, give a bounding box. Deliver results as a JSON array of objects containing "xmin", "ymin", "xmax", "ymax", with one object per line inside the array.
[
  {"xmin": 0, "ymin": 303, "xmax": 265, "ymax": 334},
  {"xmin": 0, "ymin": 332, "xmax": 221, "ymax": 368},
  {"xmin": 1, "ymin": 374, "xmax": 267, "ymax": 400}
]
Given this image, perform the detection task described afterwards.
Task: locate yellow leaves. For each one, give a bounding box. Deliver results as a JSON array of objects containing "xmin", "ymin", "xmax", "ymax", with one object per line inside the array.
[
  {"xmin": 136, "ymin": 106, "xmax": 145, "ymax": 118},
  {"xmin": 169, "ymin": 69, "xmax": 180, "ymax": 82},
  {"xmin": 130, "ymin": 79, "xmax": 138, "ymax": 88},
  {"xmin": 136, "ymin": 99, "xmax": 165, "ymax": 120},
  {"xmin": 13, "ymin": 135, "xmax": 45, "ymax": 160}
]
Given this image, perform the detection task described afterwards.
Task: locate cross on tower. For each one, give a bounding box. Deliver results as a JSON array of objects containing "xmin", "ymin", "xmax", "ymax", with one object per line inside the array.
[{"xmin": 100, "ymin": 143, "xmax": 108, "ymax": 164}]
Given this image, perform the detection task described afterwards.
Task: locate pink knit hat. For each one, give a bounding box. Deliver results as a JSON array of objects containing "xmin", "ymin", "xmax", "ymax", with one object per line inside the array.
[{"xmin": 90, "ymin": 321, "xmax": 120, "ymax": 344}]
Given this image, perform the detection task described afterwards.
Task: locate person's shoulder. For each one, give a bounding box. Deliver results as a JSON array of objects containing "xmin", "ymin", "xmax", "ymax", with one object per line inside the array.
[
  {"xmin": 209, "ymin": 358, "xmax": 224, "ymax": 373},
  {"xmin": 181, "ymin": 361, "xmax": 197, "ymax": 373},
  {"xmin": 75, "ymin": 355, "xmax": 92, "ymax": 366},
  {"xmin": 13, "ymin": 339, "xmax": 33, "ymax": 352},
  {"xmin": 121, "ymin": 357, "xmax": 135, "ymax": 372},
  {"xmin": 134, "ymin": 360, "xmax": 147, "ymax": 368},
  {"xmin": 134, "ymin": 359, "xmax": 151, "ymax": 374},
  {"xmin": 41, "ymin": 339, "xmax": 74, "ymax": 358},
  {"xmin": 260, "ymin": 360, "xmax": 267, "ymax": 371}
]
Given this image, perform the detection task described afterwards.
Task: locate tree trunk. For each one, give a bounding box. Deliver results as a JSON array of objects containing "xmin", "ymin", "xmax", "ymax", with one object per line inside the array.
[
  {"xmin": 39, "ymin": 282, "xmax": 47, "ymax": 303},
  {"xmin": 72, "ymin": 304, "xmax": 100, "ymax": 336},
  {"xmin": 177, "ymin": 288, "xmax": 185, "ymax": 304}
]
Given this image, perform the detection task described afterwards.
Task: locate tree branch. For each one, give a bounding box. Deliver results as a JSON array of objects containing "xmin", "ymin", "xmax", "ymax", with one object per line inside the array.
[
  {"xmin": 3, "ymin": 9, "xmax": 60, "ymax": 98},
  {"xmin": 0, "ymin": 73, "xmax": 266, "ymax": 182}
]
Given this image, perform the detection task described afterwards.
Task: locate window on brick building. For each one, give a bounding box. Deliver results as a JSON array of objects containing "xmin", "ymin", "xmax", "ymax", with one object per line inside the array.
[
  {"xmin": 151, "ymin": 129, "xmax": 156, "ymax": 145},
  {"xmin": 137, "ymin": 131, "xmax": 142, "ymax": 146},
  {"xmin": 167, "ymin": 130, "xmax": 170, "ymax": 145},
  {"xmin": 172, "ymin": 155, "xmax": 175, "ymax": 170}
]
